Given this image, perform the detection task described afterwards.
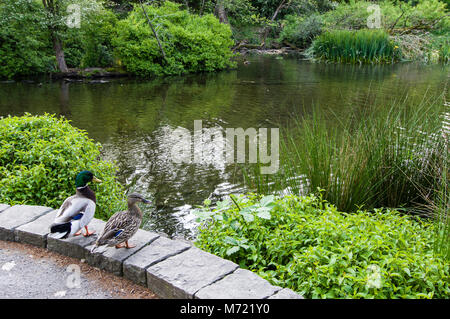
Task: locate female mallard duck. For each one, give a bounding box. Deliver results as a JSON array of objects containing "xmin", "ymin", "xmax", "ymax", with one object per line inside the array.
[
  {"xmin": 49, "ymin": 170, "xmax": 102, "ymax": 239},
  {"xmin": 91, "ymin": 193, "xmax": 151, "ymax": 252}
]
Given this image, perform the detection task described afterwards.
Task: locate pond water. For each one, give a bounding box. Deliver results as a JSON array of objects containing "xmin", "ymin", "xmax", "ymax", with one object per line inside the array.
[{"xmin": 0, "ymin": 56, "xmax": 448, "ymax": 239}]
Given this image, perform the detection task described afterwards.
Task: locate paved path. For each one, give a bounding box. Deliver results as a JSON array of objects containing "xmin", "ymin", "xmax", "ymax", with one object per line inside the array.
[{"xmin": 0, "ymin": 241, "xmax": 158, "ymax": 299}]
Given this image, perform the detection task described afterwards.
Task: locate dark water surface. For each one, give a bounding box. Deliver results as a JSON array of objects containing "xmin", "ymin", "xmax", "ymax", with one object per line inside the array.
[{"xmin": 0, "ymin": 56, "xmax": 448, "ymax": 239}]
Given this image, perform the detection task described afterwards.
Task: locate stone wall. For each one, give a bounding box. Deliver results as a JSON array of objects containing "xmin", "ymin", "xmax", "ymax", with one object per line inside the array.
[{"xmin": 0, "ymin": 204, "xmax": 303, "ymax": 299}]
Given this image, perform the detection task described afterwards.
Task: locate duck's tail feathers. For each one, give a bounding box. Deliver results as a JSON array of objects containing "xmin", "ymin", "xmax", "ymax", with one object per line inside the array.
[{"xmin": 49, "ymin": 222, "xmax": 71, "ymax": 239}]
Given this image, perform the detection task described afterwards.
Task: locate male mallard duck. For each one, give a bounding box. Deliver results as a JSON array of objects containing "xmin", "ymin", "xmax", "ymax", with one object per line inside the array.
[
  {"xmin": 49, "ymin": 170, "xmax": 102, "ymax": 239},
  {"xmin": 91, "ymin": 193, "xmax": 151, "ymax": 252}
]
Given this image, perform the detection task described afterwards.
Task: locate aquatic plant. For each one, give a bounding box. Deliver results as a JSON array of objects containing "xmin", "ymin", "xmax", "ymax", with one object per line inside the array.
[
  {"xmin": 311, "ymin": 29, "xmax": 402, "ymax": 64},
  {"xmin": 243, "ymin": 91, "xmax": 447, "ymax": 214}
]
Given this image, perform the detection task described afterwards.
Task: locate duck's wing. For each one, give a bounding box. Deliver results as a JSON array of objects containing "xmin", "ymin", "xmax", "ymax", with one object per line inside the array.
[
  {"xmin": 54, "ymin": 196, "xmax": 94, "ymax": 224},
  {"xmin": 97, "ymin": 210, "xmax": 129, "ymax": 245},
  {"xmin": 55, "ymin": 195, "xmax": 90, "ymax": 224}
]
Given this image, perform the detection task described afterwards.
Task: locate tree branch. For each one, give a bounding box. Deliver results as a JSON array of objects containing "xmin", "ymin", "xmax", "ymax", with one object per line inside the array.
[{"xmin": 139, "ymin": 0, "xmax": 166, "ymax": 61}]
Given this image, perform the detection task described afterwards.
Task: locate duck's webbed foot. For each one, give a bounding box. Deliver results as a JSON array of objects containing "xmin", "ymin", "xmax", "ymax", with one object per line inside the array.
[
  {"xmin": 83, "ymin": 226, "xmax": 96, "ymax": 237},
  {"xmin": 125, "ymin": 241, "xmax": 136, "ymax": 249}
]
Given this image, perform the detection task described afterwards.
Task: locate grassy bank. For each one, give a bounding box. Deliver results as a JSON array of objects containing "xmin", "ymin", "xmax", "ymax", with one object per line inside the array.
[{"xmin": 243, "ymin": 91, "xmax": 447, "ymax": 214}]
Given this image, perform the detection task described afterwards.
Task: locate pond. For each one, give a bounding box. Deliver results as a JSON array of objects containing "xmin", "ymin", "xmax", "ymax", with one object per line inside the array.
[{"xmin": 0, "ymin": 56, "xmax": 448, "ymax": 239}]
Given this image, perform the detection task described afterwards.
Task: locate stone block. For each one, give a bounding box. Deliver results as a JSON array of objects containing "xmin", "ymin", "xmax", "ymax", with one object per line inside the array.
[
  {"xmin": 146, "ymin": 247, "xmax": 239, "ymax": 299},
  {"xmin": 123, "ymin": 237, "xmax": 190, "ymax": 286},
  {"xmin": 0, "ymin": 205, "xmax": 53, "ymax": 241},
  {"xmin": 14, "ymin": 210, "xmax": 57, "ymax": 248},
  {"xmin": 47, "ymin": 218, "xmax": 106, "ymax": 259},
  {"xmin": 0, "ymin": 204, "xmax": 10, "ymax": 213},
  {"xmin": 86, "ymin": 229, "xmax": 159, "ymax": 276},
  {"xmin": 268, "ymin": 288, "xmax": 304, "ymax": 299},
  {"xmin": 195, "ymin": 268, "xmax": 280, "ymax": 299}
]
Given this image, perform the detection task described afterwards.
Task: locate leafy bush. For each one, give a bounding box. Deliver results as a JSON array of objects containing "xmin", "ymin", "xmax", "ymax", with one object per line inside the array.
[
  {"xmin": 0, "ymin": 114, "xmax": 126, "ymax": 220},
  {"xmin": 112, "ymin": 1, "xmax": 236, "ymax": 77},
  {"xmin": 278, "ymin": 14, "xmax": 323, "ymax": 48},
  {"xmin": 311, "ymin": 29, "xmax": 401, "ymax": 63},
  {"xmin": 321, "ymin": 0, "xmax": 449, "ymax": 33},
  {"xmin": 195, "ymin": 193, "xmax": 450, "ymax": 298},
  {"xmin": 0, "ymin": 0, "xmax": 54, "ymax": 78}
]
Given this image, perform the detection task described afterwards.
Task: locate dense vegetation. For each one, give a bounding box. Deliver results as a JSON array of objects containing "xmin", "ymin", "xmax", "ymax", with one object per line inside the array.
[
  {"xmin": 113, "ymin": 2, "xmax": 236, "ymax": 76},
  {"xmin": 244, "ymin": 91, "xmax": 447, "ymax": 214},
  {"xmin": 0, "ymin": 114, "xmax": 126, "ymax": 220},
  {"xmin": 195, "ymin": 194, "xmax": 449, "ymax": 298},
  {"xmin": 0, "ymin": 0, "xmax": 448, "ymax": 78},
  {"xmin": 310, "ymin": 29, "xmax": 401, "ymax": 63}
]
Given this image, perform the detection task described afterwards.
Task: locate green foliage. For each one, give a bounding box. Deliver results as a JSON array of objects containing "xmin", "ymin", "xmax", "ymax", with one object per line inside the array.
[
  {"xmin": 311, "ymin": 29, "xmax": 401, "ymax": 63},
  {"xmin": 112, "ymin": 1, "xmax": 236, "ymax": 77},
  {"xmin": 0, "ymin": 114, "xmax": 126, "ymax": 220},
  {"xmin": 278, "ymin": 14, "xmax": 323, "ymax": 48},
  {"xmin": 321, "ymin": 0, "xmax": 449, "ymax": 32},
  {"xmin": 0, "ymin": 0, "xmax": 54, "ymax": 78},
  {"xmin": 195, "ymin": 193, "xmax": 450, "ymax": 298},
  {"xmin": 244, "ymin": 90, "xmax": 446, "ymax": 213},
  {"xmin": 63, "ymin": 2, "xmax": 118, "ymax": 68}
]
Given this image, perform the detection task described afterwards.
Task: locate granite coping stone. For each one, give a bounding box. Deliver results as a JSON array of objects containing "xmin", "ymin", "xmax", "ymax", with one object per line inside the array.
[
  {"xmin": 47, "ymin": 218, "xmax": 107, "ymax": 259},
  {"xmin": 0, "ymin": 205, "xmax": 53, "ymax": 241},
  {"xmin": 268, "ymin": 288, "xmax": 304, "ymax": 299},
  {"xmin": 0, "ymin": 204, "xmax": 10, "ymax": 213},
  {"xmin": 86, "ymin": 229, "xmax": 160, "ymax": 276},
  {"xmin": 14, "ymin": 210, "xmax": 58, "ymax": 248},
  {"xmin": 146, "ymin": 247, "xmax": 239, "ymax": 299},
  {"xmin": 0, "ymin": 203, "xmax": 304, "ymax": 299},
  {"xmin": 123, "ymin": 236, "xmax": 191, "ymax": 286},
  {"xmin": 194, "ymin": 268, "xmax": 281, "ymax": 299}
]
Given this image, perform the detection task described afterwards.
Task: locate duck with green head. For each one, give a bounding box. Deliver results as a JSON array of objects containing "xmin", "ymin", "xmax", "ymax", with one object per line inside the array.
[{"xmin": 49, "ymin": 170, "xmax": 102, "ymax": 239}]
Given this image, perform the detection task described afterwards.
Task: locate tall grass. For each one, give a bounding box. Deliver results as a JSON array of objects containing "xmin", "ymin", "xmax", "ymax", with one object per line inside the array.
[
  {"xmin": 243, "ymin": 91, "xmax": 447, "ymax": 214},
  {"xmin": 431, "ymin": 166, "xmax": 449, "ymax": 260},
  {"xmin": 311, "ymin": 29, "xmax": 402, "ymax": 64}
]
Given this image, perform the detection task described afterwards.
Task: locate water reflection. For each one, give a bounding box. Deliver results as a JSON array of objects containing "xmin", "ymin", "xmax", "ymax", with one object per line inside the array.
[{"xmin": 0, "ymin": 57, "xmax": 448, "ymax": 239}]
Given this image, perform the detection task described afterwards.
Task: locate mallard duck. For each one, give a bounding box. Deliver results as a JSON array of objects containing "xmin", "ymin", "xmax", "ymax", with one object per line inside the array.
[
  {"xmin": 49, "ymin": 170, "xmax": 102, "ymax": 239},
  {"xmin": 91, "ymin": 193, "xmax": 151, "ymax": 252}
]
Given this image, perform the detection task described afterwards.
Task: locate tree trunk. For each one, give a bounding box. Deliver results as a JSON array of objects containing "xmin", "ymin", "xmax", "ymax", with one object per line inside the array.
[
  {"xmin": 215, "ymin": 0, "xmax": 228, "ymax": 24},
  {"xmin": 43, "ymin": 0, "xmax": 68, "ymax": 73},
  {"xmin": 52, "ymin": 35, "xmax": 68, "ymax": 73}
]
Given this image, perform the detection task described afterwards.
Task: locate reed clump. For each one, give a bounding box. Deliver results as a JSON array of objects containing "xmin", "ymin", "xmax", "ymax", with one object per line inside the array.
[{"xmin": 311, "ymin": 29, "xmax": 402, "ymax": 64}]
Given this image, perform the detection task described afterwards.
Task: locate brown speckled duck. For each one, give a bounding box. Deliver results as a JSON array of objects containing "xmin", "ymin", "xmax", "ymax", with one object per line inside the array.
[{"xmin": 91, "ymin": 193, "xmax": 151, "ymax": 252}]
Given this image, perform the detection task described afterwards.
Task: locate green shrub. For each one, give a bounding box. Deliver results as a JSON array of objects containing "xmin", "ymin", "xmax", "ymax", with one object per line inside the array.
[
  {"xmin": 0, "ymin": 0, "xmax": 54, "ymax": 79},
  {"xmin": 112, "ymin": 1, "xmax": 236, "ymax": 77},
  {"xmin": 321, "ymin": 0, "xmax": 449, "ymax": 33},
  {"xmin": 278, "ymin": 14, "xmax": 323, "ymax": 48},
  {"xmin": 59, "ymin": 1, "xmax": 118, "ymax": 69},
  {"xmin": 311, "ymin": 29, "xmax": 401, "ymax": 63},
  {"xmin": 0, "ymin": 114, "xmax": 126, "ymax": 220},
  {"xmin": 195, "ymin": 193, "xmax": 450, "ymax": 298}
]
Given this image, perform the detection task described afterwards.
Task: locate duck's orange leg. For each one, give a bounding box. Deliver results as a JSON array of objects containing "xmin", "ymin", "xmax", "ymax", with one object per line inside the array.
[
  {"xmin": 125, "ymin": 241, "xmax": 136, "ymax": 249},
  {"xmin": 83, "ymin": 226, "xmax": 95, "ymax": 237}
]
